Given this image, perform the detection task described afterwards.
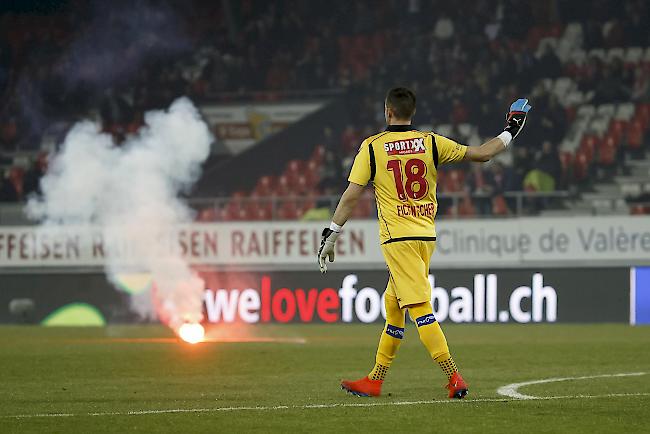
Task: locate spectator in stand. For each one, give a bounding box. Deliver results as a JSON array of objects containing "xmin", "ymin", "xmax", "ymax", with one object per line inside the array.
[
  {"xmin": 465, "ymin": 164, "xmax": 495, "ymax": 215},
  {"xmin": 341, "ymin": 125, "xmax": 360, "ymax": 154},
  {"xmin": 512, "ymin": 147, "xmax": 531, "ymax": 190},
  {"xmin": 0, "ymin": 169, "xmax": 20, "ymax": 202},
  {"xmin": 450, "ymin": 98, "xmax": 469, "ymax": 124},
  {"xmin": 536, "ymin": 45, "xmax": 562, "ymax": 79},
  {"xmin": 318, "ymin": 148, "xmax": 343, "ymax": 192},
  {"xmin": 538, "ymin": 94, "xmax": 567, "ymax": 145},
  {"xmin": 603, "ymin": 18, "xmax": 624, "ymax": 48},
  {"xmin": 23, "ymin": 153, "xmax": 48, "ymax": 197},
  {"xmin": 583, "ymin": 18, "xmax": 605, "ymax": 50},
  {"xmin": 433, "ymin": 13, "xmax": 454, "ymax": 40},
  {"xmin": 624, "ymin": 1, "xmax": 650, "ymax": 46},
  {"xmin": 535, "ymin": 141, "xmax": 562, "ymax": 190},
  {"xmin": 0, "ymin": 117, "xmax": 18, "ymax": 150},
  {"xmin": 631, "ymin": 66, "xmax": 650, "ymax": 102},
  {"xmin": 1, "ymin": 0, "xmax": 647, "ymax": 214},
  {"xmin": 577, "ymin": 55, "xmax": 604, "ymax": 94},
  {"xmin": 490, "ymin": 161, "xmax": 515, "ymax": 194},
  {"xmin": 594, "ymin": 64, "xmax": 631, "ymax": 104},
  {"xmin": 302, "ymin": 184, "xmax": 336, "ymax": 221},
  {"xmin": 321, "ymin": 126, "xmax": 337, "ymax": 153}
]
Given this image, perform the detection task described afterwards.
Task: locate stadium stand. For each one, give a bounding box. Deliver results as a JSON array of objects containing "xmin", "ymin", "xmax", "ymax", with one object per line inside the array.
[{"xmin": 0, "ymin": 0, "xmax": 649, "ymax": 220}]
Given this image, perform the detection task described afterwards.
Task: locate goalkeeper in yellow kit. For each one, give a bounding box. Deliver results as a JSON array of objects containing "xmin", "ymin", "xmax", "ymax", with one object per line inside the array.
[{"xmin": 317, "ymin": 87, "xmax": 531, "ymax": 398}]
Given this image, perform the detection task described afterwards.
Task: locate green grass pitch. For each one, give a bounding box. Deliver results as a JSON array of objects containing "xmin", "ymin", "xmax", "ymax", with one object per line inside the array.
[{"xmin": 1, "ymin": 324, "xmax": 649, "ymax": 433}]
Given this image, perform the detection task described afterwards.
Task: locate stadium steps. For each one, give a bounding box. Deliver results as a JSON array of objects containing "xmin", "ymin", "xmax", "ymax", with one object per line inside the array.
[
  {"xmin": 593, "ymin": 183, "xmax": 620, "ymax": 195},
  {"xmin": 549, "ymin": 150, "xmax": 650, "ymax": 216},
  {"xmin": 538, "ymin": 209, "xmax": 581, "ymax": 217},
  {"xmin": 546, "ymin": 187, "xmax": 626, "ymax": 216},
  {"xmin": 625, "ymin": 159, "xmax": 650, "ymax": 178}
]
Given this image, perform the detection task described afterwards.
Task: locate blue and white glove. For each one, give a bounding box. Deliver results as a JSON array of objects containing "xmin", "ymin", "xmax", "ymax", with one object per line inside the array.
[{"xmin": 504, "ymin": 98, "xmax": 532, "ymax": 140}]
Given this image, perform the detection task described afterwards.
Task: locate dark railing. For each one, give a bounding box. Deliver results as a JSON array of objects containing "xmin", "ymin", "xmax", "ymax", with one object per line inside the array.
[
  {"xmin": 188, "ymin": 191, "xmax": 574, "ymax": 222},
  {"xmin": 0, "ymin": 191, "xmax": 604, "ymax": 225}
]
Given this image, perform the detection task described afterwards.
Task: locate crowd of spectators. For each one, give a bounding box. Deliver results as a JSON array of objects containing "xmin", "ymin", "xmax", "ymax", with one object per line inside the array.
[
  {"xmin": 1, "ymin": 0, "xmax": 649, "ymax": 214},
  {"xmin": 314, "ymin": 0, "xmax": 650, "ymax": 215}
]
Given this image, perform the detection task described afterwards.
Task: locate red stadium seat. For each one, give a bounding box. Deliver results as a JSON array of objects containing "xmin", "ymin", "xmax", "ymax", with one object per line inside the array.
[
  {"xmin": 293, "ymin": 174, "xmax": 310, "ymax": 195},
  {"xmin": 609, "ymin": 120, "xmax": 627, "ymax": 143},
  {"xmin": 579, "ymin": 135, "xmax": 599, "ymax": 162},
  {"xmin": 311, "ymin": 145, "xmax": 325, "ymax": 164},
  {"xmin": 273, "ymin": 174, "xmax": 291, "ymax": 196},
  {"xmin": 574, "ymin": 152, "xmax": 590, "ymax": 181},
  {"xmin": 220, "ymin": 206, "xmax": 237, "ymax": 221},
  {"xmin": 560, "ymin": 151, "xmax": 573, "ymax": 172},
  {"xmin": 492, "ymin": 195, "xmax": 509, "ymax": 216},
  {"xmin": 526, "ymin": 26, "xmax": 545, "ymax": 49},
  {"xmin": 236, "ymin": 207, "xmax": 250, "ymax": 221},
  {"xmin": 222, "ymin": 198, "xmax": 243, "ymax": 220},
  {"xmin": 626, "ymin": 120, "xmax": 644, "ymax": 150},
  {"xmin": 458, "ymin": 195, "xmax": 476, "ymax": 217},
  {"xmin": 547, "ymin": 24, "xmax": 564, "ymax": 38},
  {"xmin": 598, "ymin": 136, "xmax": 617, "ymax": 165},
  {"xmin": 630, "ymin": 204, "xmax": 648, "ymax": 215},
  {"xmin": 636, "ymin": 103, "xmax": 650, "ymax": 128},
  {"xmin": 306, "ymin": 159, "xmax": 319, "ymax": 173},
  {"xmin": 8, "ymin": 167, "xmax": 24, "ymax": 197},
  {"xmin": 304, "ymin": 170, "xmax": 320, "ymax": 189},
  {"xmin": 286, "ymin": 159, "xmax": 305, "ymax": 175},
  {"xmin": 299, "ymin": 197, "xmax": 316, "ymax": 215},
  {"xmin": 445, "ymin": 170, "xmax": 465, "ymax": 192},
  {"xmin": 565, "ymin": 106, "xmax": 577, "ymax": 123},
  {"xmin": 197, "ymin": 207, "xmax": 218, "ymax": 222},
  {"xmin": 559, "ymin": 151, "xmax": 573, "ymax": 182},
  {"xmin": 250, "ymin": 204, "xmax": 272, "ymax": 220},
  {"xmin": 436, "ymin": 170, "xmax": 446, "ymax": 192},
  {"xmin": 276, "ymin": 199, "xmax": 299, "ymax": 220},
  {"xmin": 253, "ymin": 175, "xmax": 276, "ymax": 196},
  {"xmin": 256, "ymin": 175, "xmax": 275, "ymax": 190}
]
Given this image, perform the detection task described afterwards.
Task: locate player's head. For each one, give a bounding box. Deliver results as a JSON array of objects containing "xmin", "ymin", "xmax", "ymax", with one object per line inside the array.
[{"xmin": 385, "ymin": 87, "xmax": 416, "ymax": 124}]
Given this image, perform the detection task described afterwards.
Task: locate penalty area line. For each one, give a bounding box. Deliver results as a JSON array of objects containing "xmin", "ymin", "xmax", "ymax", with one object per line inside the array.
[
  {"xmin": 497, "ymin": 372, "xmax": 647, "ymax": 400},
  {"xmin": 4, "ymin": 392, "xmax": 650, "ymax": 419}
]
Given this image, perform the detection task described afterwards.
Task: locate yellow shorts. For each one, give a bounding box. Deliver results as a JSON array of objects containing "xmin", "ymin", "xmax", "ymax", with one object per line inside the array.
[{"xmin": 381, "ymin": 240, "xmax": 435, "ymax": 308}]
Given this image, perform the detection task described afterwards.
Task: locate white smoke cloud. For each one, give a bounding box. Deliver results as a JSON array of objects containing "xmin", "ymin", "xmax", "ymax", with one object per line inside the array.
[{"xmin": 27, "ymin": 97, "xmax": 213, "ymax": 329}]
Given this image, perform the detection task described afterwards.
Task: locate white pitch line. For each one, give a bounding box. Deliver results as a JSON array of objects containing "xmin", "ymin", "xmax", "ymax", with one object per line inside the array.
[
  {"xmin": 496, "ymin": 372, "xmax": 647, "ymax": 400},
  {"xmin": 4, "ymin": 392, "xmax": 650, "ymax": 419}
]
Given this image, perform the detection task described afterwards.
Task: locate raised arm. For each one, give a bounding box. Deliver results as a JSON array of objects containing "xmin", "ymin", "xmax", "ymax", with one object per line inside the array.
[
  {"xmin": 465, "ymin": 136, "xmax": 510, "ymax": 162},
  {"xmin": 464, "ymin": 98, "xmax": 532, "ymax": 163}
]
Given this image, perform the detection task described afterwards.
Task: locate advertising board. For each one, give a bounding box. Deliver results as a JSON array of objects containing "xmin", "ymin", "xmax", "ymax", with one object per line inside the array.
[
  {"xmin": 0, "ymin": 268, "xmax": 630, "ymax": 324},
  {"xmin": 1, "ymin": 216, "xmax": 649, "ymax": 268}
]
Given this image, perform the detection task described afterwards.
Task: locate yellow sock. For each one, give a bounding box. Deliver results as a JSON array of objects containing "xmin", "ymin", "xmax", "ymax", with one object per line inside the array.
[
  {"xmin": 369, "ymin": 363, "xmax": 389, "ymax": 381},
  {"xmin": 435, "ymin": 353, "xmax": 458, "ymax": 380},
  {"xmin": 408, "ymin": 302, "xmax": 458, "ymax": 379},
  {"xmin": 368, "ymin": 293, "xmax": 405, "ymax": 381}
]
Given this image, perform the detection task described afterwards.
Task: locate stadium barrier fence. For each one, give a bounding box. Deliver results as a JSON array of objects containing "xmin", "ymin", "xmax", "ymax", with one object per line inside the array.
[{"xmin": 187, "ymin": 191, "xmax": 574, "ymax": 221}]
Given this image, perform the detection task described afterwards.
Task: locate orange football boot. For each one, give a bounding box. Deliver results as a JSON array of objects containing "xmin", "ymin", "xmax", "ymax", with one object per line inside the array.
[
  {"xmin": 446, "ymin": 372, "xmax": 469, "ymax": 399},
  {"xmin": 340, "ymin": 376, "xmax": 383, "ymax": 397}
]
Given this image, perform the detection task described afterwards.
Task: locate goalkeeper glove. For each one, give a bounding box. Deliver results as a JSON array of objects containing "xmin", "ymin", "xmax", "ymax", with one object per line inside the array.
[
  {"xmin": 504, "ymin": 98, "xmax": 532, "ymax": 140},
  {"xmin": 318, "ymin": 226, "xmax": 340, "ymax": 274}
]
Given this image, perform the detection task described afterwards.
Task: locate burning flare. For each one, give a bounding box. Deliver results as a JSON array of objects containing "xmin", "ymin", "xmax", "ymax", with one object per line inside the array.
[{"xmin": 178, "ymin": 323, "xmax": 205, "ymax": 344}]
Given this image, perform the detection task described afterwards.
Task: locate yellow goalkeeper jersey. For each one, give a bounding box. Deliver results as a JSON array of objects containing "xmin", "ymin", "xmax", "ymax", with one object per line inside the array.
[{"xmin": 348, "ymin": 124, "xmax": 467, "ymax": 244}]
